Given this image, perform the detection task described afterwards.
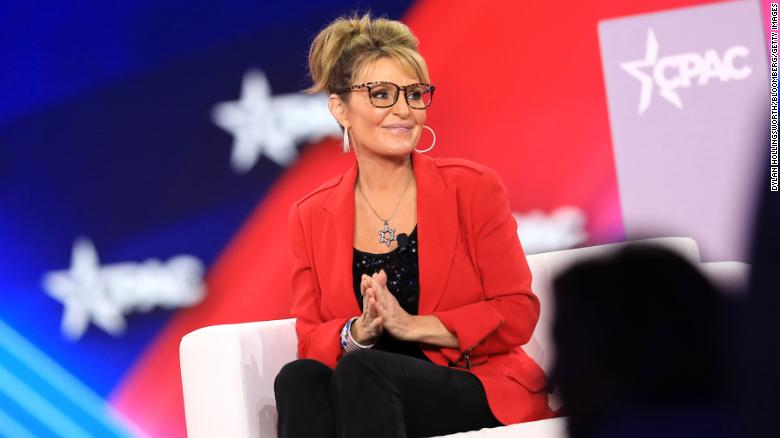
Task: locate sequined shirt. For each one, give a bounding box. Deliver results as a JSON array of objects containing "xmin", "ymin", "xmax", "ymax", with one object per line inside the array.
[{"xmin": 352, "ymin": 225, "xmax": 431, "ymax": 362}]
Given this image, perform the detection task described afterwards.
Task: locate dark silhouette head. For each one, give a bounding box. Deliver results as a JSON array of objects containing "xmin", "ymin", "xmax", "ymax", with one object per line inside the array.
[{"xmin": 551, "ymin": 243, "xmax": 732, "ymax": 436}]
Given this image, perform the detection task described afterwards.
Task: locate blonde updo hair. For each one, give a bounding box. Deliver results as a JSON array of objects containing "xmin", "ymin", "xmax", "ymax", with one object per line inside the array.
[{"xmin": 306, "ymin": 12, "xmax": 430, "ymax": 96}]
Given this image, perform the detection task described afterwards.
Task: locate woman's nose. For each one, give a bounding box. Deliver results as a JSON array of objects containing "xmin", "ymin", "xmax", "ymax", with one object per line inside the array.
[{"xmin": 392, "ymin": 94, "xmax": 412, "ymax": 116}]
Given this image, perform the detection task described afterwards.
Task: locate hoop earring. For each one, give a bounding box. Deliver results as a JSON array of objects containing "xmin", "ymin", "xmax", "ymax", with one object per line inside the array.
[
  {"xmin": 414, "ymin": 125, "xmax": 436, "ymax": 153},
  {"xmin": 342, "ymin": 127, "xmax": 350, "ymax": 153}
]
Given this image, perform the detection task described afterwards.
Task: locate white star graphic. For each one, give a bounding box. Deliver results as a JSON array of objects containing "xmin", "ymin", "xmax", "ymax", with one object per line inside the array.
[
  {"xmin": 43, "ymin": 238, "xmax": 126, "ymax": 339},
  {"xmin": 42, "ymin": 238, "xmax": 207, "ymax": 340},
  {"xmin": 620, "ymin": 28, "xmax": 660, "ymax": 115},
  {"xmin": 211, "ymin": 70, "xmax": 341, "ymax": 172}
]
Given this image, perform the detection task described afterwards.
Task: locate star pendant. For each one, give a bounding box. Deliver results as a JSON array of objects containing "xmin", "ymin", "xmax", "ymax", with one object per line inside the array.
[{"xmin": 378, "ymin": 221, "xmax": 397, "ymax": 247}]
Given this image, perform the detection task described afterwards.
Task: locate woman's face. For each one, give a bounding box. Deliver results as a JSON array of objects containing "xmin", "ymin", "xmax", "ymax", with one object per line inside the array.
[{"xmin": 333, "ymin": 57, "xmax": 428, "ymax": 158}]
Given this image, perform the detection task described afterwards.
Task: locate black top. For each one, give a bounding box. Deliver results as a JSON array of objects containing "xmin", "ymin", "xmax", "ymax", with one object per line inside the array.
[{"xmin": 352, "ymin": 225, "xmax": 431, "ymax": 362}]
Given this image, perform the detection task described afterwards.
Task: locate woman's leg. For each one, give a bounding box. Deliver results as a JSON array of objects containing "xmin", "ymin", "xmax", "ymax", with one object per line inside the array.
[
  {"xmin": 274, "ymin": 358, "xmax": 334, "ymax": 438},
  {"xmin": 330, "ymin": 349, "xmax": 501, "ymax": 438}
]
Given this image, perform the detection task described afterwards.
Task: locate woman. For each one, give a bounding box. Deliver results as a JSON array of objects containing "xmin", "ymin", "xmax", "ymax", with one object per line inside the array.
[{"xmin": 274, "ymin": 12, "xmax": 552, "ymax": 438}]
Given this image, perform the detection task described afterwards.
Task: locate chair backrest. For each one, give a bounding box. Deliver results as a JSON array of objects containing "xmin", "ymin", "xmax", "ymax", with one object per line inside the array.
[{"xmin": 523, "ymin": 237, "xmax": 702, "ymax": 374}]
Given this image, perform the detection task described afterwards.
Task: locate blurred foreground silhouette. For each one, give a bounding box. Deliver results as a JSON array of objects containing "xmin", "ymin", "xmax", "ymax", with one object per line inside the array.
[{"xmin": 551, "ymin": 244, "xmax": 737, "ymax": 437}]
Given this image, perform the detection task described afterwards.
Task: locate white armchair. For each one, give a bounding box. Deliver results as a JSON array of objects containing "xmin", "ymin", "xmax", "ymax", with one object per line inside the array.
[{"xmin": 180, "ymin": 237, "xmax": 749, "ymax": 438}]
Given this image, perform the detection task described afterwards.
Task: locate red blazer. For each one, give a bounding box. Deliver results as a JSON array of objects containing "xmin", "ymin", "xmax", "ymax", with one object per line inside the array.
[{"xmin": 287, "ymin": 151, "xmax": 552, "ymax": 425}]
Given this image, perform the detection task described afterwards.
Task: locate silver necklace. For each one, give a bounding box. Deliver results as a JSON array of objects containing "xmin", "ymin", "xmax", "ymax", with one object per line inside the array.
[{"xmin": 357, "ymin": 172, "xmax": 414, "ymax": 247}]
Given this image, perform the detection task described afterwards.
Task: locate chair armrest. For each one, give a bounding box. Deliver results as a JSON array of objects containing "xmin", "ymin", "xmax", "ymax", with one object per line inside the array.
[
  {"xmin": 698, "ymin": 261, "xmax": 751, "ymax": 296},
  {"xmin": 180, "ymin": 318, "xmax": 297, "ymax": 438}
]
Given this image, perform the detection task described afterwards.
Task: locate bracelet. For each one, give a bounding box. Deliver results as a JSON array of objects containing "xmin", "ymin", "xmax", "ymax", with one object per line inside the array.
[{"xmin": 340, "ymin": 317, "xmax": 375, "ymax": 352}]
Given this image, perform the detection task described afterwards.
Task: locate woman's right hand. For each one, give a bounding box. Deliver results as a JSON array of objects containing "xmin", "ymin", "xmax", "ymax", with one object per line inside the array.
[{"xmin": 352, "ymin": 274, "xmax": 383, "ymax": 344}]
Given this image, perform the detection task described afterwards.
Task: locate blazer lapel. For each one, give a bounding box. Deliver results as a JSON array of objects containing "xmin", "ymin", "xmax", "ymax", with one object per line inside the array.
[
  {"xmin": 413, "ymin": 152, "xmax": 459, "ymax": 314},
  {"xmin": 318, "ymin": 159, "xmax": 360, "ymax": 318},
  {"xmin": 316, "ymin": 152, "xmax": 459, "ymax": 318}
]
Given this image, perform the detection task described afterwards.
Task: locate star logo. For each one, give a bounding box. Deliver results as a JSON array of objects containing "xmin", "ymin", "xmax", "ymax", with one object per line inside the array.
[
  {"xmin": 42, "ymin": 238, "xmax": 206, "ymax": 340},
  {"xmin": 620, "ymin": 28, "xmax": 661, "ymax": 114},
  {"xmin": 211, "ymin": 70, "xmax": 341, "ymax": 172}
]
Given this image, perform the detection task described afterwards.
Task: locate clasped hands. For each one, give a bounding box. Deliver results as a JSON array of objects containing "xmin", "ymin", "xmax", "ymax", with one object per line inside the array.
[{"xmin": 351, "ymin": 269, "xmax": 415, "ymax": 345}]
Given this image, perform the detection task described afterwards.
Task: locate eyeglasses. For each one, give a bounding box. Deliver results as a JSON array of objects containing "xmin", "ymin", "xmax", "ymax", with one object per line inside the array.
[{"xmin": 337, "ymin": 81, "xmax": 435, "ymax": 109}]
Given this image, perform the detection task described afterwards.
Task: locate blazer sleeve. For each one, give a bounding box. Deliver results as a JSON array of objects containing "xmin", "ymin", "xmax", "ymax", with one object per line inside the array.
[
  {"xmin": 288, "ymin": 202, "xmax": 349, "ymax": 369},
  {"xmin": 432, "ymin": 168, "xmax": 540, "ymax": 358}
]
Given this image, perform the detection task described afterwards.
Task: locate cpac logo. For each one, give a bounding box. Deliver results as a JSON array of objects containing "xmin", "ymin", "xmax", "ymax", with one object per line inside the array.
[
  {"xmin": 212, "ymin": 70, "xmax": 341, "ymax": 173},
  {"xmin": 43, "ymin": 238, "xmax": 206, "ymax": 340},
  {"xmin": 620, "ymin": 29, "xmax": 751, "ymax": 114},
  {"xmin": 513, "ymin": 206, "xmax": 587, "ymax": 255}
]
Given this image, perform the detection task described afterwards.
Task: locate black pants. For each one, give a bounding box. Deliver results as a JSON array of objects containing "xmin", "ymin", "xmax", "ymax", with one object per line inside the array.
[{"xmin": 274, "ymin": 349, "xmax": 502, "ymax": 438}]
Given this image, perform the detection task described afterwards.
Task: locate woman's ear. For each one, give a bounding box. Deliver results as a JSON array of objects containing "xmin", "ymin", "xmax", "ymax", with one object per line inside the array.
[{"xmin": 328, "ymin": 94, "xmax": 349, "ymax": 129}]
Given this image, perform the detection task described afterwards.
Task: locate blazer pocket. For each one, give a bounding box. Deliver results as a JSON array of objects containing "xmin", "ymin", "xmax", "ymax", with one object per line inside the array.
[{"xmin": 507, "ymin": 357, "xmax": 548, "ymax": 393}]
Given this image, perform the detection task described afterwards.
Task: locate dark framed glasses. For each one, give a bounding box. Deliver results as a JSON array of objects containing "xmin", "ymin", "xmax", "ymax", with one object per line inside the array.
[{"xmin": 337, "ymin": 81, "xmax": 435, "ymax": 109}]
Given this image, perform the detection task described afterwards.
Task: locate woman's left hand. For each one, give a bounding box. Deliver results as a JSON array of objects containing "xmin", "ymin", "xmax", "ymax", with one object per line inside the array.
[{"xmin": 369, "ymin": 269, "xmax": 415, "ymax": 340}]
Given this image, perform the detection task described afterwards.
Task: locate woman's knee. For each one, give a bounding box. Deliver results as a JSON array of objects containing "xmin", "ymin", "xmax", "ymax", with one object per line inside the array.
[
  {"xmin": 331, "ymin": 349, "xmax": 389, "ymax": 390},
  {"xmin": 274, "ymin": 358, "xmax": 332, "ymax": 394}
]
